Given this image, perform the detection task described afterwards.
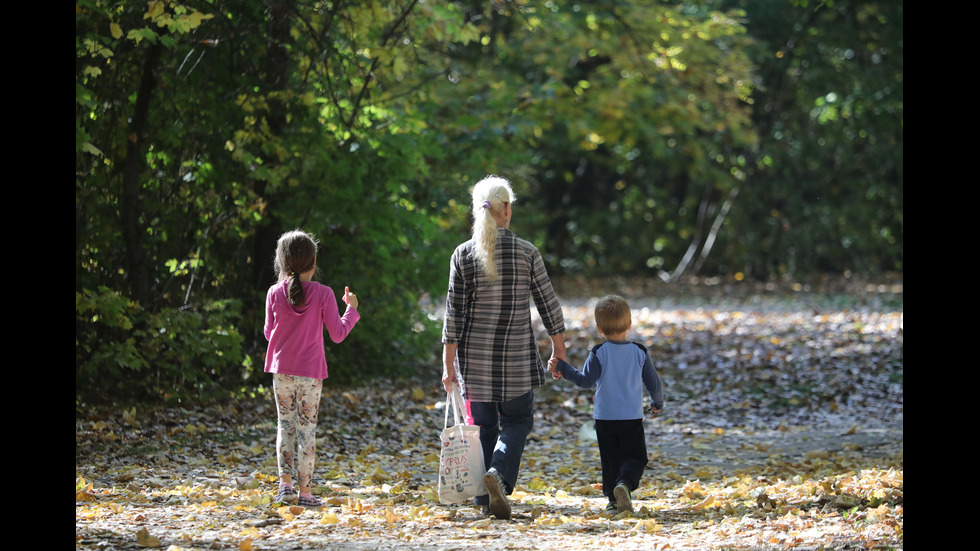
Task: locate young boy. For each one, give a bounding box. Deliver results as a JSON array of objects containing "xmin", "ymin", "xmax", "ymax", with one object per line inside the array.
[{"xmin": 548, "ymin": 295, "xmax": 663, "ymax": 514}]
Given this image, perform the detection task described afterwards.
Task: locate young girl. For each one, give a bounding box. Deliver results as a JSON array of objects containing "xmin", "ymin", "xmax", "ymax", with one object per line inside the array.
[{"xmin": 264, "ymin": 229, "xmax": 360, "ymax": 507}]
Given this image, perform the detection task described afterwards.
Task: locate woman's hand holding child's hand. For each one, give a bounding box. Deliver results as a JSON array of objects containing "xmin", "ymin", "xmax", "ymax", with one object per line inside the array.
[
  {"xmin": 547, "ymin": 358, "xmax": 562, "ymax": 380},
  {"xmin": 343, "ymin": 286, "xmax": 358, "ymax": 310}
]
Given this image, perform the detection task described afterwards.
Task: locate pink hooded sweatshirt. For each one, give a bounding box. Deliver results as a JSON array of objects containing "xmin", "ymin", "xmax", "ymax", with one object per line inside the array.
[{"xmin": 263, "ymin": 280, "xmax": 360, "ymax": 379}]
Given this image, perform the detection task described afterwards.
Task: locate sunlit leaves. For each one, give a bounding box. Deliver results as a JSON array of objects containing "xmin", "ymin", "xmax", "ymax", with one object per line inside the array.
[
  {"xmin": 419, "ymin": 1, "xmax": 759, "ymax": 276},
  {"xmin": 164, "ymin": 256, "xmax": 202, "ymax": 276},
  {"xmin": 143, "ymin": 0, "xmax": 214, "ymax": 35}
]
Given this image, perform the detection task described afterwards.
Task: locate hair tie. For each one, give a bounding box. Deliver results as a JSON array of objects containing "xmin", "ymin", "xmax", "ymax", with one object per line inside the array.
[{"xmin": 481, "ymin": 200, "xmax": 491, "ymax": 209}]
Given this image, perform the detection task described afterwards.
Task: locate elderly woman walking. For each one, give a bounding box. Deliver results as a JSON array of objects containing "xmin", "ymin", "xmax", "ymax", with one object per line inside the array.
[{"xmin": 441, "ymin": 176, "xmax": 567, "ymax": 519}]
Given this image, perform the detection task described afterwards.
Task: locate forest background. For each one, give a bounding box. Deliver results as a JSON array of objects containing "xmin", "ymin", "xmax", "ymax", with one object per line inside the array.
[{"xmin": 75, "ymin": 0, "xmax": 902, "ymax": 404}]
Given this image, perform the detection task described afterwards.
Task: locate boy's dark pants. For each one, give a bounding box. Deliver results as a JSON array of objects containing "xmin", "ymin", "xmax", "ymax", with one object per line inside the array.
[{"xmin": 594, "ymin": 419, "xmax": 648, "ymax": 500}]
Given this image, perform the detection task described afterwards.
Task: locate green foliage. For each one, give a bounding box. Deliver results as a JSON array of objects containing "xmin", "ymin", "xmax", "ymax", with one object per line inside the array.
[
  {"xmin": 721, "ymin": 0, "xmax": 903, "ymax": 277},
  {"xmin": 76, "ymin": 0, "xmax": 902, "ymax": 404},
  {"xmin": 76, "ymin": 287, "xmax": 243, "ymax": 402},
  {"xmin": 416, "ymin": 1, "xmax": 760, "ymax": 276},
  {"xmin": 76, "ymin": 0, "xmax": 475, "ymax": 403}
]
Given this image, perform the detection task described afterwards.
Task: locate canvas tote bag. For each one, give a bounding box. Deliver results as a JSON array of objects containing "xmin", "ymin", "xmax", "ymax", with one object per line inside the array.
[{"xmin": 438, "ymin": 383, "xmax": 486, "ymax": 504}]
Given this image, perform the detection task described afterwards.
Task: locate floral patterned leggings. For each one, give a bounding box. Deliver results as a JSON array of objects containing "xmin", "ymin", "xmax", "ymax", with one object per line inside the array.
[{"xmin": 273, "ymin": 373, "xmax": 323, "ymax": 489}]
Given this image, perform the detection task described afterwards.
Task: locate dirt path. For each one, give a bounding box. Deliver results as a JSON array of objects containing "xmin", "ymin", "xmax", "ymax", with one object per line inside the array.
[
  {"xmin": 77, "ymin": 278, "xmax": 903, "ymax": 550},
  {"xmin": 76, "ymin": 382, "xmax": 903, "ymax": 551}
]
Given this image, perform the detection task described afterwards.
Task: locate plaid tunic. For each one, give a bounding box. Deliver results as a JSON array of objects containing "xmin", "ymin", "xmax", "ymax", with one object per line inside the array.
[{"xmin": 443, "ymin": 228, "xmax": 566, "ymax": 402}]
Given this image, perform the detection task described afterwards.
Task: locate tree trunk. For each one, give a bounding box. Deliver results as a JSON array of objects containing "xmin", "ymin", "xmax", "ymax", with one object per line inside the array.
[
  {"xmin": 250, "ymin": 0, "xmax": 294, "ymax": 292},
  {"xmin": 121, "ymin": 42, "xmax": 162, "ymax": 307},
  {"xmin": 666, "ymin": 184, "xmax": 718, "ymax": 281},
  {"xmin": 690, "ymin": 184, "xmax": 740, "ymax": 276}
]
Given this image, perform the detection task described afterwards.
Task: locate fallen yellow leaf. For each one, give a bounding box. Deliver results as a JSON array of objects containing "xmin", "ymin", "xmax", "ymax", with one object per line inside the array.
[
  {"xmin": 278, "ymin": 505, "xmax": 303, "ymax": 520},
  {"xmin": 634, "ymin": 518, "xmax": 662, "ymax": 533},
  {"xmin": 135, "ymin": 527, "xmax": 161, "ymax": 548},
  {"xmin": 535, "ymin": 516, "xmax": 562, "ymax": 526},
  {"xmin": 385, "ymin": 507, "xmax": 401, "ymax": 523},
  {"xmin": 122, "ymin": 406, "xmax": 137, "ymax": 424},
  {"xmin": 693, "ymin": 494, "xmax": 716, "ymax": 510},
  {"xmin": 319, "ymin": 513, "xmax": 340, "ymax": 524}
]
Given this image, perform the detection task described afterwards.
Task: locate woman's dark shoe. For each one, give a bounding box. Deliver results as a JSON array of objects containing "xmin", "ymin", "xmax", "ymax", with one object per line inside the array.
[{"xmin": 483, "ymin": 469, "xmax": 512, "ymax": 520}]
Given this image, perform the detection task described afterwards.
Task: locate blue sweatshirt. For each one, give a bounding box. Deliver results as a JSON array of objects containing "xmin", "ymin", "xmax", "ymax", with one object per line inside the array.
[{"xmin": 556, "ymin": 340, "xmax": 664, "ymax": 420}]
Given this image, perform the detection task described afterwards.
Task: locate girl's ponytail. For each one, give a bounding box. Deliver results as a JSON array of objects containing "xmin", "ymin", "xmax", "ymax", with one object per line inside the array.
[
  {"xmin": 274, "ymin": 230, "xmax": 318, "ymax": 306},
  {"xmin": 287, "ymin": 269, "xmax": 306, "ymax": 307},
  {"xmin": 471, "ymin": 176, "xmax": 516, "ymax": 281}
]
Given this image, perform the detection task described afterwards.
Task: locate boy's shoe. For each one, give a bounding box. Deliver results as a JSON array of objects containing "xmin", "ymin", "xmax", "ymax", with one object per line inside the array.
[
  {"xmin": 483, "ymin": 469, "xmax": 512, "ymax": 520},
  {"xmin": 274, "ymin": 486, "xmax": 297, "ymax": 504},
  {"xmin": 297, "ymin": 494, "xmax": 323, "ymax": 508},
  {"xmin": 614, "ymin": 483, "xmax": 633, "ymax": 514},
  {"xmin": 604, "ymin": 501, "xmax": 619, "ymax": 513}
]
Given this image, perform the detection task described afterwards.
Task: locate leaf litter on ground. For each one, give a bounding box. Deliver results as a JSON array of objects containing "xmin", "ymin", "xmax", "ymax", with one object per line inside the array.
[{"xmin": 77, "ymin": 276, "xmax": 902, "ymax": 550}]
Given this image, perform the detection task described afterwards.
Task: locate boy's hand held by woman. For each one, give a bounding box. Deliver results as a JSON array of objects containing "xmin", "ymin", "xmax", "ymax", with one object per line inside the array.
[{"xmin": 547, "ymin": 357, "xmax": 563, "ymax": 380}]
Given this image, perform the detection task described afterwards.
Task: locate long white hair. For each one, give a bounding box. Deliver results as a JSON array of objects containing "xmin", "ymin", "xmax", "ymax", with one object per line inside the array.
[{"xmin": 471, "ymin": 176, "xmax": 516, "ymax": 281}]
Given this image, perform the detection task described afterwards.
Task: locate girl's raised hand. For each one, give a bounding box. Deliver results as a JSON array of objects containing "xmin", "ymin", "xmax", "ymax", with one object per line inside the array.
[{"xmin": 343, "ymin": 286, "xmax": 359, "ymax": 310}]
